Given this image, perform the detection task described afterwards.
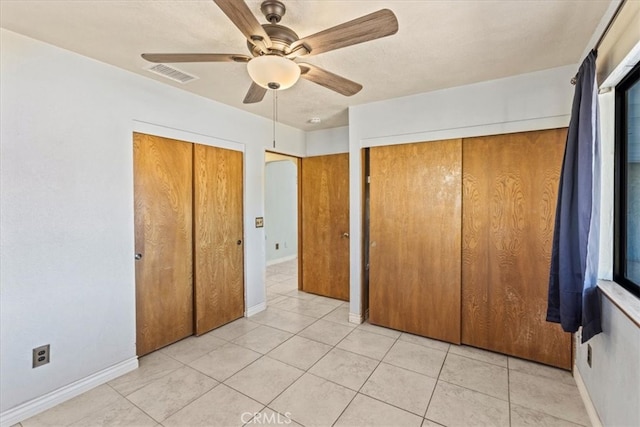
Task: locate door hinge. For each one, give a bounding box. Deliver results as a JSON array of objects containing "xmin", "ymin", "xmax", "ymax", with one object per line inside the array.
[{"xmin": 367, "ymin": 176, "xmax": 371, "ymax": 184}]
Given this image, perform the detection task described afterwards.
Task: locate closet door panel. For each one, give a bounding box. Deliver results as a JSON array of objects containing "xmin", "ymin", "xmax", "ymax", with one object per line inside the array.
[
  {"xmin": 193, "ymin": 144, "xmax": 244, "ymax": 335},
  {"xmin": 369, "ymin": 139, "xmax": 462, "ymax": 343},
  {"xmin": 462, "ymin": 129, "xmax": 571, "ymax": 369},
  {"xmin": 134, "ymin": 133, "xmax": 193, "ymax": 356}
]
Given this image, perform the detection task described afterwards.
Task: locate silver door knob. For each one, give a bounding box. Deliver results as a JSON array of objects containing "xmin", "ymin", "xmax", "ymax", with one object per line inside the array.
[
  {"xmin": 342, "ymin": 232, "xmax": 350, "ymax": 238},
  {"xmin": 135, "ymin": 253, "xmax": 143, "ymax": 260}
]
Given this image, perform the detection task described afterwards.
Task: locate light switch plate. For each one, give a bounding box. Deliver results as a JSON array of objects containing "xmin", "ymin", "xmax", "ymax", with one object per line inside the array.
[{"xmin": 255, "ymin": 217, "xmax": 264, "ymax": 228}]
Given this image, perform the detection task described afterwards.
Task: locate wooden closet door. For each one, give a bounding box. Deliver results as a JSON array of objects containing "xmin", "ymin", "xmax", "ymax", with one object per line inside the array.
[
  {"xmin": 193, "ymin": 144, "xmax": 244, "ymax": 335},
  {"xmin": 134, "ymin": 133, "xmax": 193, "ymax": 356},
  {"xmin": 462, "ymin": 128, "xmax": 571, "ymax": 369},
  {"xmin": 369, "ymin": 139, "xmax": 462, "ymax": 343},
  {"xmin": 300, "ymin": 154, "xmax": 350, "ymax": 301}
]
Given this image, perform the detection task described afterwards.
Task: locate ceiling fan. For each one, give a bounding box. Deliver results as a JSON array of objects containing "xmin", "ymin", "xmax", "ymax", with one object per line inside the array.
[{"xmin": 141, "ymin": 0, "xmax": 398, "ymax": 104}]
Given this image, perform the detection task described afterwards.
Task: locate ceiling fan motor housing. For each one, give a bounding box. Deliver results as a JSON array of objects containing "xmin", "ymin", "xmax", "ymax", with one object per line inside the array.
[
  {"xmin": 247, "ymin": 24, "xmax": 299, "ymax": 57},
  {"xmin": 261, "ymin": 0, "xmax": 286, "ymax": 23}
]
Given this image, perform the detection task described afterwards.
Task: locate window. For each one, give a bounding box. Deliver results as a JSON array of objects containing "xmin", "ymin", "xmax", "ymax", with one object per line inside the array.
[{"xmin": 614, "ymin": 61, "xmax": 640, "ymax": 297}]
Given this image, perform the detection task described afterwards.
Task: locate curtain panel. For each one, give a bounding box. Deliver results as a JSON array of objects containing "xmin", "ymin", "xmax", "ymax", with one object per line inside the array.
[{"xmin": 547, "ymin": 50, "xmax": 602, "ymax": 343}]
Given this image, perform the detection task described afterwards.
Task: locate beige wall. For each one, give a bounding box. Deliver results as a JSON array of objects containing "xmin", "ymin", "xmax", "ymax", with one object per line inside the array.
[{"xmin": 597, "ymin": 0, "xmax": 640, "ymax": 85}]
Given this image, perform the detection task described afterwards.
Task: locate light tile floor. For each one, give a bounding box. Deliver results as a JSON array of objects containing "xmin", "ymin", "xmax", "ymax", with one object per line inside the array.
[{"xmin": 19, "ymin": 259, "xmax": 590, "ymax": 427}]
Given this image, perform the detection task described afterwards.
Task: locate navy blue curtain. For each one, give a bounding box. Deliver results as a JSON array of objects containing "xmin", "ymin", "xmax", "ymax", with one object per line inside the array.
[{"xmin": 547, "ymin": 50, "xmax": 602, "ymax": 343}]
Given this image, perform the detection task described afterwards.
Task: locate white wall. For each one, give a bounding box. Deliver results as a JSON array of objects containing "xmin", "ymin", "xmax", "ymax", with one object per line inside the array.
[
  {"xmin": 265, "ymin": 160, "xmax": 298, "ymax": 264},
  {"xmin": 347, "ymin": 65, "xmax": 576, "ymax": 317},
  {"xmin": 306, "ymin": 126, "xmax": 349, "ymax": 156},
  {"xmin": 0, "ymin": 29, "xmax": 305, "ymax": 420},
  {"xmin": 575, "ymin": 283, "xmax": 640, "ymax": 427}
]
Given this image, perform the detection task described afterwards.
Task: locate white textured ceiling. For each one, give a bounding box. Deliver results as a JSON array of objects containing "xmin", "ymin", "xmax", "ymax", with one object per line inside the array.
[{"xmin": 0, "ymin": 0, "xmax": 612, "ymax": 131}]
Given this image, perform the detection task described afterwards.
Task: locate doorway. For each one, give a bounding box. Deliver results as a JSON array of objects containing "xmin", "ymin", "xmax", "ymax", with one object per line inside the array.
[
  {"xmin": 264, "ymin": 152, "xmax": 350, "ymax": 302},
  {"xmin": 264, "ymin": 152, "xmax": 300, "ymax": 298}
]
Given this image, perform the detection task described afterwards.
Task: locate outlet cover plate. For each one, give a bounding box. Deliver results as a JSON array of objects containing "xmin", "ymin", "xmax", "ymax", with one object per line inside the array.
[
  {"xmin": 33, "ymin": 344, "xmax": 50, "ymax": 368},
  {"xmin": 255, "ymin": 217, "xmax": 264, "ymax": 228}
]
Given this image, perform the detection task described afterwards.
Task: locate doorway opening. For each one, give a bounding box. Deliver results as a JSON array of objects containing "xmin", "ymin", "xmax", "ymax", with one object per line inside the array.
[
  {"xmin": 264, "ymin": 152, "xmax": 350, "ymax": 306},
  {"xmin": 264, "ymin": 152, "xmax": 300, "ymax": 298}
]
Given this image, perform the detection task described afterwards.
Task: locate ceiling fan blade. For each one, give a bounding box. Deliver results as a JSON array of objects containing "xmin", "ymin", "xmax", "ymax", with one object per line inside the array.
[
  {"xmin": 213, "ymin": 0, "xmax": 272, "ymax": 53},
  {"xmin": 243, "ymin": 82, "xmax": 267, "ymax": 104},
  {"xmin": 141, "ymin": 53, "xmax": 251, "ymax": 63},
  {"xmin": 289, "ymin": 9, "xmax": 398, "ymax": 57},
  {"xmin": 298, "ymin": 63, "xmax": 362, "ymax": 96}
]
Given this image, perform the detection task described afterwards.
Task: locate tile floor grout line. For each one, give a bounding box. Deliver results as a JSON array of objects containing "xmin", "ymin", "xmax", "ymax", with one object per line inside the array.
[
  {"xmin": 232, "ymin": 297, "xmax": 363, "ymax": 427},
  {"xmin": 265, "ymin": 308, "xmax": 377, "ymax": 426},
  {"xmin": 352, "ymin": 332, "xmax": 431, "ymax": 422},
  {"xmin": 381, "ymin": 357, "xmax": 446, "ymax": 381},
  {"xmin": 446, "ymin": 348, "xmax": 509, "ymax": 368},
  {"xmin": 330, "ymin": 395, "xmax": 357, "ymax": 426},
  {"xmin": 423, "ymin": 338, "xmax": 452, "ymax": 419},
  {"xmin": 353, "ymin": 328, "xmax": 401, "ymax": 394},
  {"xmin": 433, "ymin": 377, "xmax": 510, "ymax": 403},
  {"xmin": 133, "ymin": 379, "xmax": 217, "ymax": 425},
  {"xmin": 214, "ymin": 376, "xmax": 283, "ymax": 418},
  {"xmin": 262, "ymin": 372, "xmax": 332, "ymax": 426},
  {"xmin": 357, "ymin": 391, "xmax": 430, "ymax": 420}
]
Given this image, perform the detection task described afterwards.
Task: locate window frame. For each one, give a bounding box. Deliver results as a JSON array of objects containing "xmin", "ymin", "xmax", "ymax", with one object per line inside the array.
[{"xmin": 614, "ymin": 61, "xmax": 640, "ymax": 298}]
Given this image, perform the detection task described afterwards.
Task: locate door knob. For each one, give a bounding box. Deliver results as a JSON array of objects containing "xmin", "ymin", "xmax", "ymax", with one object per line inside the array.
[
  {"xmin": 135, "ymin": 253, "xmax": 143, "ymax": 260},
  {"xmin": 342, "ymin": 232, "xmax": 350, "ymax": 238},
  {"xmin": 237, "ymin": 240, "xmax": 242, "ymax": 245}
]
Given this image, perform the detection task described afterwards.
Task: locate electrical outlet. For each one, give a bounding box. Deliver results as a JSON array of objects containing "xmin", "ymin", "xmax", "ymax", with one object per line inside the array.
[
  {"xmin": 275, "ymin": 243, "xmax": 279, "ymax": 250},
  {"xmin": 587, "ymin": 344, "xmax": 592, "ymax": 367},
  {"xmin": 33, "ymin": 344, "xmax": 50, "ymax": 368}
]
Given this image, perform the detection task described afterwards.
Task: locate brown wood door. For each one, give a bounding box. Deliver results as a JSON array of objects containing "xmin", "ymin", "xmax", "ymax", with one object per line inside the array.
[
  {"xmin": 462, "ymin": 128, "xmax": 572, "ymax": 369},
  {"xmin": 193, "ymin": 144, "xmax": 244, "ymax": 335},
  {"xmin": 134, "ymin": 132, "xmax": 193, "ymax": 356},
  {"xmin": 300, "ymin": 154, "xmax": 350, "ymax": 300},
  {"xmin": 369, "ymin": 139, "xmax": 462, "ymax": 343}
]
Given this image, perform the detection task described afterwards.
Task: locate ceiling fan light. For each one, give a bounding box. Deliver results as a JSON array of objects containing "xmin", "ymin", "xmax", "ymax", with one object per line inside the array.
[{"xmin": 247, "ymin": 55, "xmax": 301, "ymax": 90}]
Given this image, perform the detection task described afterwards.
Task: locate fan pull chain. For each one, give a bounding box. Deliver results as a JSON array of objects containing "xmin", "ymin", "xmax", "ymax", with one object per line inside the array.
[{"xmin": 272, "ymin": 90, "xmax": 277, "ymax": 149}]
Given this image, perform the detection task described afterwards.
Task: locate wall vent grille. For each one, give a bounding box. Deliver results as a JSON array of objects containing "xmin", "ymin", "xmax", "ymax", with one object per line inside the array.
[{"xmin": 145, "ymin": 64, "xmax": 199, "ymax": 84}]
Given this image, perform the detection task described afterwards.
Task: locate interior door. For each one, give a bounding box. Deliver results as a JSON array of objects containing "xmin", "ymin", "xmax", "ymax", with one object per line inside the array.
[
  {"xmin": 300, "ymin": 154, "xmax": 350, "ymax": 300},
  {"xmin": 461, "ymin": 128, "xmax": 572, "ymax": 369},
  {"xmin": 369, "ymin": 139, "xmax": 462, "ymax": 343},
  {"xmin": 193, "ymin": 144, "xmax": 244, "ymax": 335},
  {"xmin": 134, "ymin": 132, "xmax": 193, "ymax": 356}
]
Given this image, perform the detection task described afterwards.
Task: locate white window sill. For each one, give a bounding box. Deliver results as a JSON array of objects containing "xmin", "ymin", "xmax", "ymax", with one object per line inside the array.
[{"xmin": 597, "ymin": 279, "xmax": 640, "ymax": 328}]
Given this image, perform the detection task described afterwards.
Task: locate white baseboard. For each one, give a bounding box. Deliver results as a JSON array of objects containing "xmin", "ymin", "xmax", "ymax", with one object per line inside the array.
[
  {"xmin": 246, "ymin": 302, "xmax": 267, "ymax": 317},
  {"xmin": 0, "ymin": 357, "xmax": 138, "ymax": 427},
  {"xmin": 573, "ymin": 365, "xmax": 603, "ymax": 427},
  {"xmin": 349, "ymin": 312, "xmax": 364, "ymax": 325},
  {"xmin": 266, "ymin": 255, "xmax": 297, "ymax": 266}
]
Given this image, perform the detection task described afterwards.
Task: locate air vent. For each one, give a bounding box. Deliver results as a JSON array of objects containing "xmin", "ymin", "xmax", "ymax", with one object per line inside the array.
[{"xmin": 145, "ymin": 64, "xmax": 199, "ymax": 84}]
